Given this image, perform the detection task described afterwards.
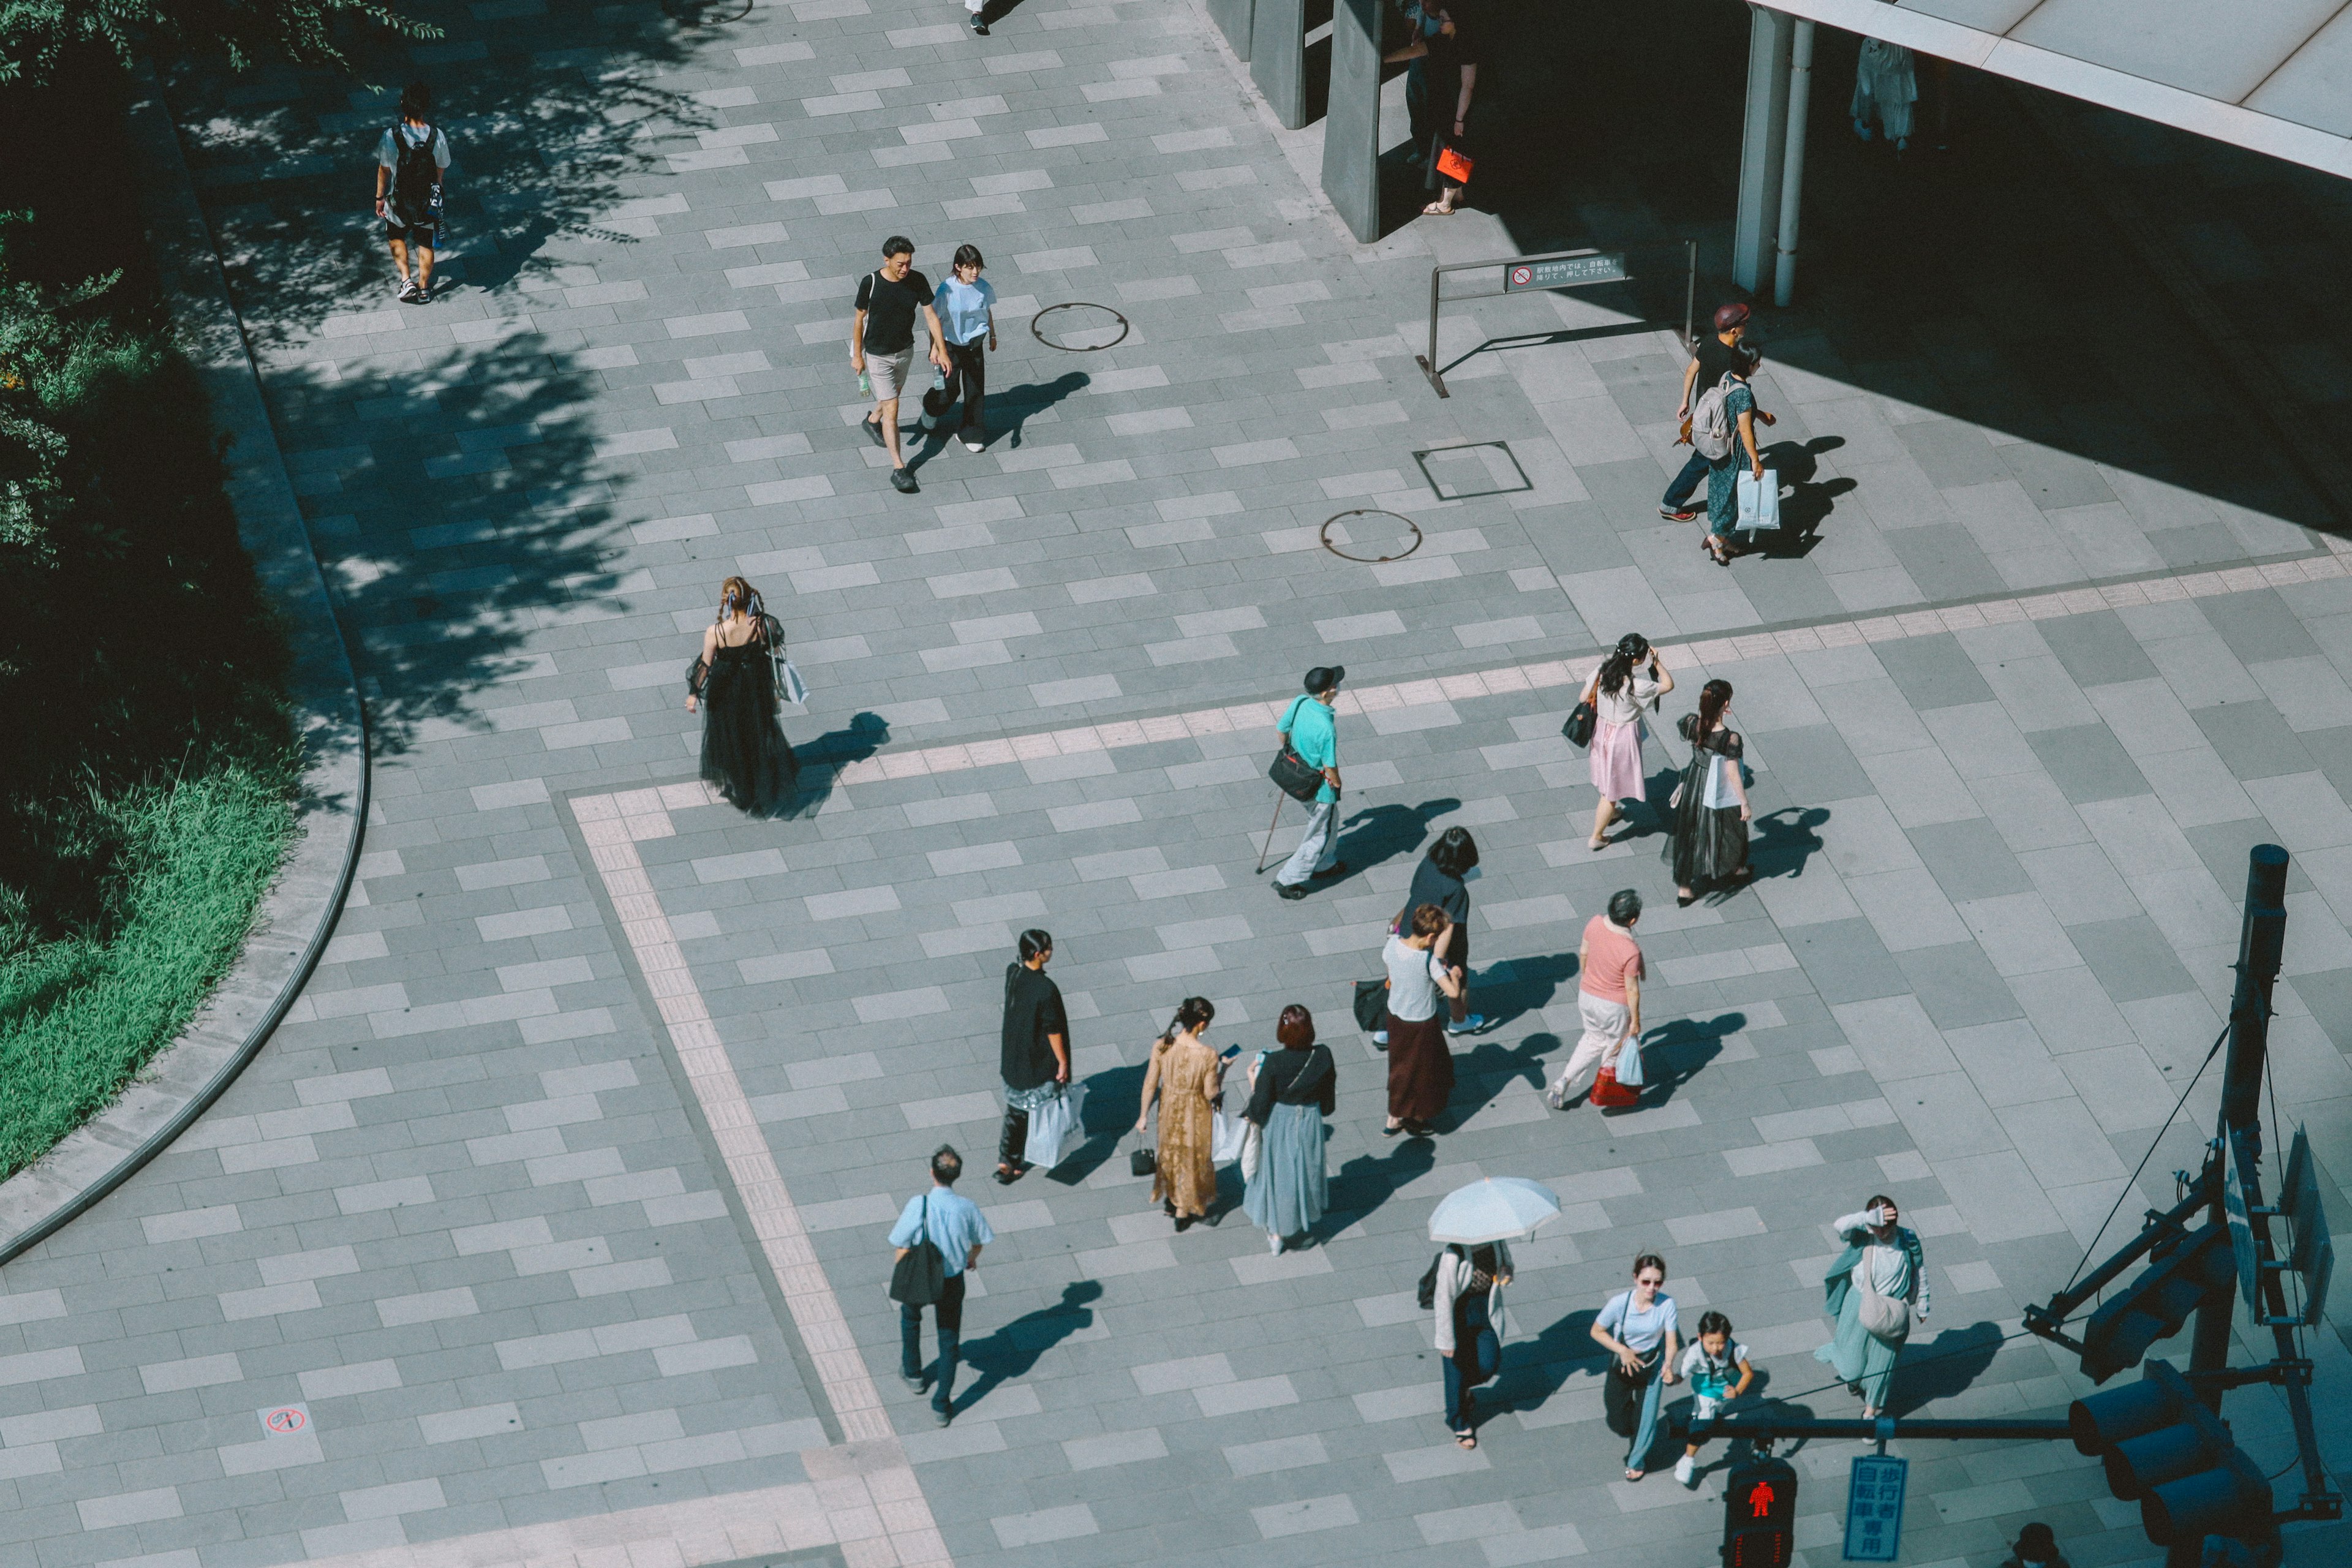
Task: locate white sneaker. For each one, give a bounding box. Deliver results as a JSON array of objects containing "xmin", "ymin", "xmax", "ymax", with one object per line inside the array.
[
  {"xmin": 1268, "ymin": 1233, "xmax": 1284, "ymax": 1254},
  {"xmin": 393, "ymin": 276, "xmax": 411, "ymax": 299},
  {"xmin": 1446, "ymin": 1014, "xmax": 1486, "ymax": 1036},
  {"xmin": 1675, "ymin": 1455, "xmax": 1695, "ymax": 1487},
  {"xmin": 963, "ymin": 434, "xmax": 985, "ymax": 452},
  {"xmin": 1371, "ymin": 1031, "xmax": 1388, "ymax": 1047}
]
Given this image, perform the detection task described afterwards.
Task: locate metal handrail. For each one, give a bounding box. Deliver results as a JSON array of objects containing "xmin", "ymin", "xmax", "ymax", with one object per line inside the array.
[{"xmin": 1414, "ymin": 240, "xmax": 1697, "ymax": 398}]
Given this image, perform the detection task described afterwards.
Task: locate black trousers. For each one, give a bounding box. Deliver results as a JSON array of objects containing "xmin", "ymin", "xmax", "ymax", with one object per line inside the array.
[
  {"xmin": 922, "ymin": 339, "xmax": 987, "ymax": 432},
  {"xmin": 999, "ymin": 1102, "xmax": 1029, "ymax": 1167}
]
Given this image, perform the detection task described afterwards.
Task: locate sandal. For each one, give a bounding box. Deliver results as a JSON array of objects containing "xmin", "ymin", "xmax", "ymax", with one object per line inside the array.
[
  {"xmin": 1588, "ymin": 835, "xmax": 1608, "ymax": 852},
  {"xmin": 1625, "ymin": 1468, "xmax": 1645, "ymax": 1482},
  {"xmin": 1456, "ymin": 1433, "xmax": 1478, "ymax": 1450},
  {"xmin": 1422, "ymin": 201, "xmax": 1457, "ymax": 216}
]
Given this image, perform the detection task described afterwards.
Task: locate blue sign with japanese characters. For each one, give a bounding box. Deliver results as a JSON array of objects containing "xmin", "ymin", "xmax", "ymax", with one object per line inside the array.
[{"xmin": 1844, "ymin": 1454, "xmax": 1908, "ymax": 1562}]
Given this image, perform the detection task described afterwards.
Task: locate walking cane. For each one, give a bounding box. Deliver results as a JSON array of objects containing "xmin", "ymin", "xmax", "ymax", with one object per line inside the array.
[{"xmin": 1253, "ymin": 791, "xmax": 1287, "ymax": 875}]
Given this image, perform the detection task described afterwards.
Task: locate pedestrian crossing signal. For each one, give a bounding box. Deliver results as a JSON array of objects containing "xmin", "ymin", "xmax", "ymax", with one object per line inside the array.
[{"xmin": 1722, "ymin": 1457, "xmax": 1797, "ymax": 1567}]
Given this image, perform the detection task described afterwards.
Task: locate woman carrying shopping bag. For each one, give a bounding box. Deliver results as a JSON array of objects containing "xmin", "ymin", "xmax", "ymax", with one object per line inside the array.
[
  {"xmin": 1664, "ymin": 679, "xmax": 1751, "ymax": 907},
  {"xmin": 1700, "ymin": 348, "xmax": 1773, "ymax": 566},
  {"xmin": 1383, "ymin": 6, "xmax": 1477, "ymax": 216}
]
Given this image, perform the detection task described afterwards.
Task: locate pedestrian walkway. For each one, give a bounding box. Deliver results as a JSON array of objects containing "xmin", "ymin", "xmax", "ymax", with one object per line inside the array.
[{"xmin": 7, "ymin": 0, "xmax": 2350, "ymax": 1566}]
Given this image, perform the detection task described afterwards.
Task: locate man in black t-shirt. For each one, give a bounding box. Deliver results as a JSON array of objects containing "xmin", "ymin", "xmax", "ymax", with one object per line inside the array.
[
  {"xmin": 997, "ymin": 929, "xmax": 1071, "ymax": 1183},
  {"xmin": 1663, "ymin": 303, "xmax": 1775, "ymax": 519},
  {"xmin": 850, "ymin": 235, "xmax": 948, "ymax": 494}
]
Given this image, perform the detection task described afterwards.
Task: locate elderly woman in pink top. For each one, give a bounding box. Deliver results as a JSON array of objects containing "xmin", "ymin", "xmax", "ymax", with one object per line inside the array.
[
  {"xmin": 1547, "ymin": 889, "xmax": 1644, "ymax": 1109},
  {"xmin": 1582, "ymin": 635, "xmax": 1673, "ymax": 850}
]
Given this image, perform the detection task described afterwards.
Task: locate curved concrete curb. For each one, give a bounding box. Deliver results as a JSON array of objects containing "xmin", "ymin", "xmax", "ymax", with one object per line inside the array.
[{"xmin": 0, "ymin": 75, "xmax": 369, "ymax": 1265}]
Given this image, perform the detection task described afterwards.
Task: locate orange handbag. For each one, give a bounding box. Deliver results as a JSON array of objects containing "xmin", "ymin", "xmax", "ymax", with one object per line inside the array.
[{"xmin": 1435, "ymin": 145, "xmax": 1474, "ymax": 184}]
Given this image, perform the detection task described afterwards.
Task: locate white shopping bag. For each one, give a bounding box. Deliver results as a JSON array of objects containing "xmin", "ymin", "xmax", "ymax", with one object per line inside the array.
[
  {"xmin": 777, "ymin": 658, "xmax": 810, "ymax": 706},
  {"xmin": 1610, "ymin": 1035, "xmax": 1646, "ymax": 1088},
  {"xmin": 1023, "ymin": 1082, "xmax": 1087, "ymax": 1169},
  {"xmin": 1735, "ymin": 468, "xmax": 1781, "ymax": 531},
  {"xmin": 1211, "ymin": 1109, "xmax": 1250, "ymax": 1165}
]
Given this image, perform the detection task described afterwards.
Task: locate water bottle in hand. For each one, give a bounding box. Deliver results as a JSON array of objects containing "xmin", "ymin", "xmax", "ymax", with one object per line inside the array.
[{"xmin": 858, "ymin": 369, "xmax": 870, "ymax": 396}]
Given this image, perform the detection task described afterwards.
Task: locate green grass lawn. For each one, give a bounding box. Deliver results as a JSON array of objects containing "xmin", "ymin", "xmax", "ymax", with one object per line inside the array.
[{"xmin": 0, "ymin": 760, "xmax": 295, "ymax": 1180}]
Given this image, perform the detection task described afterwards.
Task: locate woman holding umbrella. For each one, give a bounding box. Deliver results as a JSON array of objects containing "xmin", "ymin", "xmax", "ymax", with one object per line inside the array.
[{"xmin": 1425, "ymin": 1178, "xmax": 1558, "ymax": 1449}]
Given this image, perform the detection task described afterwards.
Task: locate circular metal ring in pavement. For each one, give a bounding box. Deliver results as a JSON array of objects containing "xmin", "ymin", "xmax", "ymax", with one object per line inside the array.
[
  {"xmin": 1321, "ymin": 510, "xmax": 1423, "ymax": 563},
  {"xmin": 1030, "ymin": 303, "xmax": 1131, "ymax": 352}
]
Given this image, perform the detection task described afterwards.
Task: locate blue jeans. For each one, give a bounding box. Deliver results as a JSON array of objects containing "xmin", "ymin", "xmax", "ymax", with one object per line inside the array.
[
  {"xmin": 1662, "ymin": 450, "xmax": 1709, "ymax": 510},
  {"xmin": 1627, "ymin": 1361, "xmax": 1665, "ymax": 1469},
  {"xmin": 900, "ymin": 1272, "xmax": 965, "ymax": 1412},
  {"xmin": 1443, "ymin": 1295, "xmax": 1500, "ymax": 1431}
]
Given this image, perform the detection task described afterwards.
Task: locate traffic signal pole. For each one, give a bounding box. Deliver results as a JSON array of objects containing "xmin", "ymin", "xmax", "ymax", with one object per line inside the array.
[
  {"xmin": 2193, "ymin": 845, "xmax": 2288, "ymax": 1412},
  {"xmin": 2198, "ymin": 846, "xmax": 2337, "ymax": 1555}
]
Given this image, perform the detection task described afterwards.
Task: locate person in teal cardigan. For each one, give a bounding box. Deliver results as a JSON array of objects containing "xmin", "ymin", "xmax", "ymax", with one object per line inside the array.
[{"xmin": 1814, "ymin": 1196, "xmax": 1928, "ymax": 1419}]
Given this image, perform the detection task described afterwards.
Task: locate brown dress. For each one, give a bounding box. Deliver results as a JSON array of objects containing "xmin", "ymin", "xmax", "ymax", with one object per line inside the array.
[
  {"xmin": 1145, "ymin": 1035, "xmax": 1222, "ymax": 1218},
  {"xmin": 1386, "ymin": 1013, "xmax": 1455, "ymax": 1123}
]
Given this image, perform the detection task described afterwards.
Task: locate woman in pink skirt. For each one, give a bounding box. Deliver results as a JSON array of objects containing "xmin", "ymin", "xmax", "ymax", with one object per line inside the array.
[{"xmin": 1584, "ymin": 633, "xmax": 1673, "ymax": 850}]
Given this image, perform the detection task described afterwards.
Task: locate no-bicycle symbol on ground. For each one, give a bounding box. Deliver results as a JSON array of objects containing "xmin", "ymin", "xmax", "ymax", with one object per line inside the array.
[{"xmin": 260, "ymin": 1404, "xmax": 309, "ymax": 1437}]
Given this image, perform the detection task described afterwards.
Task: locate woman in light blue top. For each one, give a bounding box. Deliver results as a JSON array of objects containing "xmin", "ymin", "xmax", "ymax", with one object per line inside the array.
[
  {"xmin": 1591, "ymin": 1253, "xmax": 1680, "ymax": 1480},
  {"xmin": 922, "ymin": 244, "xmax": 997, "ymax": 452}
]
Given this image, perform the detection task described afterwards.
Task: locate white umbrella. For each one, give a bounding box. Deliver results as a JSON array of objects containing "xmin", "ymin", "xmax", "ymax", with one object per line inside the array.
[{"xmin": 1428, "ymin": 1177, "xmax": 1561, "ymax": 1245}]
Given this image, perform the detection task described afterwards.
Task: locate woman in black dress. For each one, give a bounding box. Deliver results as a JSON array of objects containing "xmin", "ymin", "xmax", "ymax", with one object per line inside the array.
[
  {"xmin": 1404, "ymin": 826, "xmax": 1485, "ymax": 1036},
  {"xmin": 685, "ymin": 576, "xmax": 799, "ymax": 815},
  {"xmin": 1664, "ymin": 678, "xmax": 1751, "ymax": 907}
]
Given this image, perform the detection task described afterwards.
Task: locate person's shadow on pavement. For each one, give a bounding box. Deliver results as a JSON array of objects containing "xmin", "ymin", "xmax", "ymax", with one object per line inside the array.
[
  {"xmin": 1318, "ymin": 1136, "xmax": 1437, "ymax": 1240},
  {"xmin": 1625, "ymin": 1011, "xmax": 1746, "ymax": 1107},
  {"xmin": 954, "ymin": 1281, "xmax": 1106, "ymax": 1415},
  {"xmin": 785, "ymin": 712, "xmax": 890, "ymax": 816},
  {"xmin": 1755, "ymin": 435, "xmax": 1853, "ymax": 559},
  {"xmin": 978, "ymin": 368, "xmax": 1090, "ymax": 452},
  {"xmin": 1446, "ymin": 1030, "xmax": 1559, "ymax": 1127},
  {"xmin": 1890, "ymin": 1320, "xmax": 2008, "ymax": 1415},
  {"xmin": 1320, "ymin": 797, "xmax": 1461, "ymax": 886},
  {"xmin": 1749, "ymin": 805, "xmax": 1830, "ymax": 881}
]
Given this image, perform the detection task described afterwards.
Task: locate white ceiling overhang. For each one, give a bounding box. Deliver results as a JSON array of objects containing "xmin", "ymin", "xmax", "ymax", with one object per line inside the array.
[{"xmin": 1763, "ymin": 0, "xmax": 2352, "ymax": 179}]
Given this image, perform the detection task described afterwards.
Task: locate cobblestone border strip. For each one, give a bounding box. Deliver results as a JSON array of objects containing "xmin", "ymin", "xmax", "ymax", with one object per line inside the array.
[
  {"xmin": 821, "ymin": 549, "xmax": 2352, "ymax": 788},
  {"xmin": 571, "ymin": 781, "xmax": 954, "ymax": 1568},
  {"xmin": 0, "ymin": 77, "xmax": 369, "ymax": 1265}
]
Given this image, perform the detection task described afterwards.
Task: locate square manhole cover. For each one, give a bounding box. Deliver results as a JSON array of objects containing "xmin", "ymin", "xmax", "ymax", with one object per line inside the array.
[{"xmin": 1413, "ymin": 442, "xmax": 1531, "ymax": 501}]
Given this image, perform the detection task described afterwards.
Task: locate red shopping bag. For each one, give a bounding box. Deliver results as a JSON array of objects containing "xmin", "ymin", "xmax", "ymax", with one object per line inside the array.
[
  {"xmin": 1435, "ymin": 145, "xmax": 1474, "ymax": 184},
  {"xmin": 1589, "ymin": 1065, "xmax": 1640, "ymax": 1109}
]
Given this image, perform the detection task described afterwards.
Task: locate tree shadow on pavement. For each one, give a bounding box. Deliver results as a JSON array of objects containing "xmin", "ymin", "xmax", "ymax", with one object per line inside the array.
[{"xmin": 956, "ymin": 1280, "xmax": 1106, "ymax": 1415}]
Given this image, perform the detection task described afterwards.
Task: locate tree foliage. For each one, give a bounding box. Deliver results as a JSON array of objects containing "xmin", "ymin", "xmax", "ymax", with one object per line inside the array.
[{"xmin": 0, "ymin": 0, "xmax": 435, "ymax": 83}]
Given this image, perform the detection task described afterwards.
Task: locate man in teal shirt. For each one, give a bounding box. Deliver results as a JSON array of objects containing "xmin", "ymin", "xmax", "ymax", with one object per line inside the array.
[{"xmin": 1275, "ymin": 666, "xmax": 1348, "ymax": 898}]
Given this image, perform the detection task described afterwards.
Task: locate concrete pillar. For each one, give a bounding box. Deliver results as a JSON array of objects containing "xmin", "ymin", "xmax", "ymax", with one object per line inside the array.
[
  {"xmin": 1321, "ymin": 0, "xmax": 1383, "ymax": 241},
  {"xmin": 1773, "ymin": 19, "xmax": 1814, "ymax": 306},
  {"xmin": 1733, "ymin": 5, "xmax": 1793, "ymax": 298},
  {"xmin": 1251, "ymin": 0, "xmax": 1307, "ymax": 130},
  {"xmin": 1208, "ymin": 0, "xmax": 1254, "ymax": 61}
]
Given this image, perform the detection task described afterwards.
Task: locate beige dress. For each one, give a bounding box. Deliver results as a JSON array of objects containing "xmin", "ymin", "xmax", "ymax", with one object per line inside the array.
[{"xmin": 1145, "ymin": 1036, "xmax": 1222, "ymax": 1218}]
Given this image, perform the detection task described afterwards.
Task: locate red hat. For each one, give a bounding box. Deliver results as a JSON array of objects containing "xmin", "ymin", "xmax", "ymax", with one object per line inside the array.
[{"xmin": 1713, "ymin": 303, "xmax": 1751, "ymax": 332}]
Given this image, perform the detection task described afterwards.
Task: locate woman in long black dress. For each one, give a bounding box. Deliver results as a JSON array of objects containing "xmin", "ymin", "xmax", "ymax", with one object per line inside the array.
[
  {"xmin": 1664, "ymin": 678, "xmax": 1750, "ymax": 907},
  {"xmin": 685, "ymin": 576, "xmax": 799, "ymax": 815}
]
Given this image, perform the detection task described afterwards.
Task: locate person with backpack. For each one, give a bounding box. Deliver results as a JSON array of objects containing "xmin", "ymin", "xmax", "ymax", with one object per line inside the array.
[
  {"xmin": 850, "ymin": 236, "xmax": 949, "ymax": 495},
  {"xmin": 1661, "ymin": 304, "xmax": 1756, "ymax": 519},
  {"xmin": 373, "ymin": 82, "xmax": 451, "ymax": 304},
  {"xmin": 885, "ymin": 1145, "xmax": 991, "ymax": 1427},
  {"xmin": 1698, "ymin": 347, "xmax": 1770, "ymax": 567},
  {"xmin": 1425, "ymin": 1240, "xmax": 1511, "ymax": 1448}
]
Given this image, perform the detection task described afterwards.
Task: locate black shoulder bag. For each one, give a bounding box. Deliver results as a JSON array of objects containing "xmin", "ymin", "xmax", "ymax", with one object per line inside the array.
[
  {"xmin": 888, "ymin": 1193, "xmax": 946, "ymax": 1306},
  {"xmin": 1562, "ymin": 698, "xmax": 1597, "ymax": 748},
  {"xmin": 1268, "ymin": 696, "xmax": 1329, "ymax": 802}
]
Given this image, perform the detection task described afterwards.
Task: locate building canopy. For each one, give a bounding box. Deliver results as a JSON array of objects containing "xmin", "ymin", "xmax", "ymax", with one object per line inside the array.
[{"xmin": 1768, "ymin": 0, "xmax": 2352, "ymax": 178}]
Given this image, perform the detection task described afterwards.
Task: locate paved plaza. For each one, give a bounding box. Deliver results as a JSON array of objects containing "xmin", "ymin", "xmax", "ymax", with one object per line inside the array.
[{"xmin": 10, "ymin": 0, "xmax": 2352, "ymax": 1566}]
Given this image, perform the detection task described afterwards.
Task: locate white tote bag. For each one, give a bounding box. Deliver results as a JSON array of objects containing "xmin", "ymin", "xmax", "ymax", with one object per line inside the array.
[
  {"xmin": 1735, "ymin": 468, "xmax": 1781, "ymax": 531},
  {"xmin": 777, "ymin": 658, "xmax": 810, "ymax": 706},
  {"xmin": 1024, "ymin": 1082, "xmax": 1087, "ymax": 1169},
  {"xmin": 1212, "ymin": 1109, "xmax": 1249, "ymax": 1165}
]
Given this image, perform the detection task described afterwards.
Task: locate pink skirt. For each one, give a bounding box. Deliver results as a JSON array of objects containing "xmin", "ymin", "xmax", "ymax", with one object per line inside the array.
[{"xmin": 1589, "ymin": 718, "xmax": 1646, "ymax": 801}]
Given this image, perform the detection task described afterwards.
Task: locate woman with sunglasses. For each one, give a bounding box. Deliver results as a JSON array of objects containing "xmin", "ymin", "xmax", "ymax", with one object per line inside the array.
[{"xmin": 1591, "ymin": 1253, "xmax": 1679, "ymax": 1481}]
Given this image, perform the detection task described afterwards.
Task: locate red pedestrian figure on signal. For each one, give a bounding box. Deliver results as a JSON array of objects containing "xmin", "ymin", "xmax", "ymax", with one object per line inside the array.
[{"xmin": 1748, "ymin": 1480, "xmax": 1776, "ymax": 1518}]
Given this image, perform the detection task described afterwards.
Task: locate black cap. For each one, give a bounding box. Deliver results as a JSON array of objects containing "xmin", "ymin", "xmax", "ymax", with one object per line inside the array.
[
  {"xmin": 1304, "ymin": 665, "xmax": 1344, "ymax": 694},
  {"xmin": 2013, "ymin": 1524, "xmax": 2056, "ymax": 1553}
]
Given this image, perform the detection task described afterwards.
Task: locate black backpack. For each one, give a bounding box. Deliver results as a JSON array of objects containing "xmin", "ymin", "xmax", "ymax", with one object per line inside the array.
[
  {"xmin": 389, "ymin": 122, "xmax": 442, "ymax": 225},
  {"xmin": 1416, "ymin": 1248, "xmax": 1450, "ymax": 1311}
]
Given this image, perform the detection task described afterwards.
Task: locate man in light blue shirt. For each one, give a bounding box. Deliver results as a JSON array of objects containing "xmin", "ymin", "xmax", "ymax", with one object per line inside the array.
[
  {"xmin": 888, "ymin": 1145, "xmax": 993, "ymax": 1424},
  {"xmin": 1275, "ymin": 665, "xmax": 1348, "ymax": 898}
]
